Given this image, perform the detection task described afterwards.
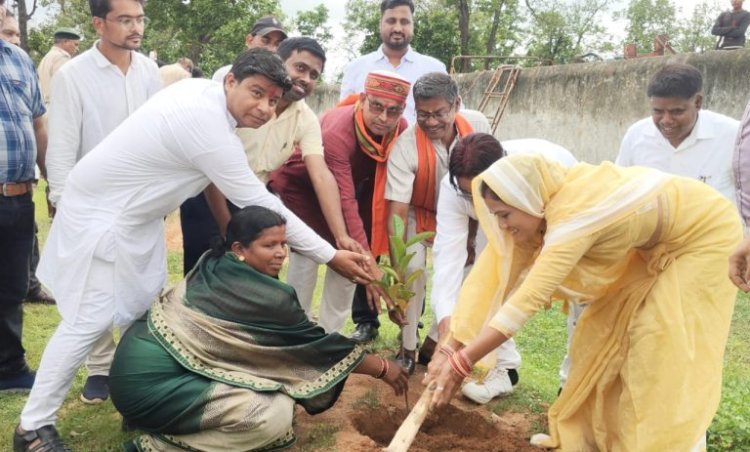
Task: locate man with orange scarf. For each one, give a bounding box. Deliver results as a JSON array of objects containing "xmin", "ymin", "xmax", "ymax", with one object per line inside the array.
[
  {"xmin": 269, "ymin": 70, "xmax": 410, "ymax": 334},
  {"xmin": 385, "ymin": 72, "xmax": 490, "ymax": 374}
]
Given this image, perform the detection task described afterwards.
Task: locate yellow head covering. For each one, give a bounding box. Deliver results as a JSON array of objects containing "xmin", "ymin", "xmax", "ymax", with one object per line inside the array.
[{"xmin": 451, "ymin": 154, "xmax": 670, "ymax": 345}]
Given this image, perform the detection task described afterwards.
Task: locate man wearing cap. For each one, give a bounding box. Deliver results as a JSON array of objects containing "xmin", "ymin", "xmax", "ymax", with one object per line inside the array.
[
  {"xmin": 37, "ymin": 27, "xmax": 81, "ymax": 106},
  {"xmin": 211, "ymin": 15, "xmax": 287, "ymax": 83},
  {"xmin": 269, "ymin": 70, "xmax": 410, "ymax": 334},
  {"xmin": 44, "ymin": 0, "xmax": 160, "ymax": 406},
  {"xmin": 340, "ymin": 0, "xmax": 445, "ymax": 125},
  {"xmin": 0, "ymin": 0, "xmax": 48, "ymax": 394}
]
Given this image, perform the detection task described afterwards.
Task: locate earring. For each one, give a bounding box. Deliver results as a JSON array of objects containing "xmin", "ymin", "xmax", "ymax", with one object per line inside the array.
[{"xmin": 234, "ymin": 253, "xmax": 245, "ymax": 262}]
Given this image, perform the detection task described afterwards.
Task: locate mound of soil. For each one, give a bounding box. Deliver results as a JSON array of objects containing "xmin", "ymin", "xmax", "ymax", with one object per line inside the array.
[{"xmin": 291, "ymin": 372, "xmax": 543, "ymax": 451}]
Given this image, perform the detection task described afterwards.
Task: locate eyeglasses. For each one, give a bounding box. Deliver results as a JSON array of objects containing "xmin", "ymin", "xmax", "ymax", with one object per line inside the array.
[
  {"xmin": 366, "ymin": 96, "xmax": 404, "ymax": 119},
  {"xmin": 104, "ymin": 15, "xmax": 150, "ymax": 28},
  {"xmin": 416, "ymin": 106, "xmax": 454, "ymax": 122}
]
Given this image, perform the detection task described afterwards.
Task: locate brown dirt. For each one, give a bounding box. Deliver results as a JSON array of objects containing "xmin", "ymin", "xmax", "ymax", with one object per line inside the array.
[
  {"xmin": 290, "ymin": 370, "xmax": 542, "ymax": 451},
  {"xmin": 165, "ymin": 211, "xmax": 183, "ymax": 252}
]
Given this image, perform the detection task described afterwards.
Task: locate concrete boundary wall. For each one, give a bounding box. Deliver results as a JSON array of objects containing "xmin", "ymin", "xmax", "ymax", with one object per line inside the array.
[{"xmin": 312, "ymin": 49, "xmax": 750, "ymax": 162}]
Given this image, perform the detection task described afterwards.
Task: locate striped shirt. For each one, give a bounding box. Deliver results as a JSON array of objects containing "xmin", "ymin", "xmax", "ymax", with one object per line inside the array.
[{"xmin": 0, "ymin": 39, "xmax": 45, "ymax": 183}]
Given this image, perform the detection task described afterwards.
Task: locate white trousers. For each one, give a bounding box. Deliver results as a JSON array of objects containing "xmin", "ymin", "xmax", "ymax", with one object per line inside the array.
[
  {"xmin": 402, "ymin": 209, "xmax": 429, "ymax": 351},
  {"xmin": 21, "ymin": 258, "xmax": 118, "ymax": 430},
  {"xmin": 84, "ymin": 330, "xmax": 116, "ymax": 376},
  {"xmin": 286, "ymin": 251, "xmax": 356, "ymax": 334}
]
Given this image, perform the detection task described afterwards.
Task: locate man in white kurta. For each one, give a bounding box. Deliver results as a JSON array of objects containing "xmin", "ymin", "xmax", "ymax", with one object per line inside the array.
[
  {"xmin": 17, "ymin": 50, "xmax": 372, "ymax": 442},
  {"xmin": 431, "ymin": 137, "xmax": 578, "ymax": 403},
  {"xmin": 44, "ymin": 38, "xmax": 160, "ymax": 402}
]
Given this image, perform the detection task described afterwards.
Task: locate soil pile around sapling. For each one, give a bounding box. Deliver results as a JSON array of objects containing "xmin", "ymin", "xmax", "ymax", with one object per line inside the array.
[{"xmin": 291, "ymin": 372, "xmax": 543, "ymax": 451}]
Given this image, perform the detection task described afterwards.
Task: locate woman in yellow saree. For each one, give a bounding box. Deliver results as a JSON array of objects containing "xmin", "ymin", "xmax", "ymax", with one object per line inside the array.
[{"xmin": 428, "ymin": 154, "xmax": 741, "ymax": 451}]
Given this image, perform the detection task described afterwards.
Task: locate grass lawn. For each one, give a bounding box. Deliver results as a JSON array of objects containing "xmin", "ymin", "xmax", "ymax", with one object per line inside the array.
[{"xmin": 1, "ymin": 184, "xmax": 749, "ymax": 450}]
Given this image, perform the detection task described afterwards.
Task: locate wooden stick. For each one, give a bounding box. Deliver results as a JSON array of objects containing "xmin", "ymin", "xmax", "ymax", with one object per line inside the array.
[{"xmin": 385, "ymin": 383, "xmax": 435, "ymax": 452}]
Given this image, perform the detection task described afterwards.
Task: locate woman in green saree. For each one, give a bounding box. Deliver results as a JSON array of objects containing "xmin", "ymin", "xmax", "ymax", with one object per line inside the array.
[{"xmin": 109, "ymin": 206, "xmax": 408, "ymax": 451}]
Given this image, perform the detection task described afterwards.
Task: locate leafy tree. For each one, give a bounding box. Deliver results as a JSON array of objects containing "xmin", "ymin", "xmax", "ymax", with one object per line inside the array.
[
  {"xmin": 15, "ymin": 0, "xmax": 42, "ymax": 50},
  {"xmin": 674, "ymin": 0, "xmax": 722, "ymax": 53},
  {"xmin": 622, "ymin": 0, "xmax": 677, "ymax": 52},
  {"xmin": 475, "ymin": 0, "xmax": 525, "ymax": 61},
  {"xmin": 142, "ymin": 0, "xmax": 281, "ymax": 74},
  {"xmin": 524, "ymin": 0, "xmax": 614, "ymax": 65},
  {"xmin": 294, "ymin": 4, "xmax": 333, "ymax": 48},
  {"xmin": 342, "ymin": 0, "xmax": 381, "ymax": 56},
  {"xmin": 25, "ymin": 0, "xmax": 96, "ymax": 63}
]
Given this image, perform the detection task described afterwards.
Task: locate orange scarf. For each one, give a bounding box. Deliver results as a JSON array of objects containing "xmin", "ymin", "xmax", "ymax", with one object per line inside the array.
[
  {"xmin": 339, "ymin": 94, "xmax": 403, "ymax": 256},
  {"xmin": 411, "ymin": 113, "xmax": 474, "ymax": 237}
]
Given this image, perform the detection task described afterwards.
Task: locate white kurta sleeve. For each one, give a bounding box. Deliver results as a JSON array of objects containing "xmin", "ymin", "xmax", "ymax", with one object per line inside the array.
[
  {"xmin": 191, "ymin": 148, "xmax": 336, "ymax": 264},
  {"xmin": 46, "ymin": 70, "xmax": 83, "ymax": 205},
  {"xmin": 431, "ymin": 175, "xmax": 472, "ymax": 322},
  {"xmin": 615, "ymin": 127, "xmax": 635, "ymax": 166}
]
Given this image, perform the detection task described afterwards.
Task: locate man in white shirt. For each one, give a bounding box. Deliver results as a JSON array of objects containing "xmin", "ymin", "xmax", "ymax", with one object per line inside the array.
[
  {"xmin": 616, "ymin": 63, "xmax": 739, "ymax": 206},
  {"xmin": 14, "ymin": 48, "xmax": 374, "ymax": 451},
  {"xmin": 37, "ymin": 27, "xmax": 81, "ymax": 106},
  {"xmin": 43, "ymin": 0, "xmax": 160, "ymax": 408},
  {"xmin": 429, "ymin": 133, "xmax": 578, "ymax": 404},
  {"xmin": 339, "ymin": 0, "xmax": 446, "ymax": 124},
  {"xmin": 181, "ymin": 37, "xmax": 360, "ymax": 276},
  {"xmin": 211, "ymin": 16, "xmax": 286, "ymax": 83}
]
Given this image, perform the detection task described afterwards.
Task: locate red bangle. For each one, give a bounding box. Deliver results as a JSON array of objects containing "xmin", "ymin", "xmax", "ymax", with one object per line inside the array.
[
  {"xmin": 439, "ymin": 345, "xmax": 456, "ymax": 357},
  {"xmin": 375, "ymin": 357, "xmax": 389, "ymax": 379},
  {"xmin": 448, "ymin": 350, "xmax": 473, "ymax": 378},
  {"xmin": 456, "ymin": 349, "xmax": 473, "ymax": 371}
]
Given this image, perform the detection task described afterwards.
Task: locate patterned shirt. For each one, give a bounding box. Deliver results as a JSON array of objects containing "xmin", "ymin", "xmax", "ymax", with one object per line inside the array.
[{"xmin": 0, "ymin": 39, "xmax": 45, "ymax": 183}]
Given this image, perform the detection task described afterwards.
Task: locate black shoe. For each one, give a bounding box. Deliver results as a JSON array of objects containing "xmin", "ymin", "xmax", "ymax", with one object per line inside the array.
[
  {"xmin": 0, "ymin": 370, "xmax": 35, "ymax": 393},
  {"xmin": 80, "ymin": 375, "xmax": 109, "ymax": 404},
  {"xmin": 25, "ymin": 287, "xmax": 56, "ymax": 304},
  {"xmin": 350, "ymin": 323, "xmax": 379, "ymax": 343},
  {"xmin": 13, "ymin": 425, "xmax": 70, "ymax": 452},
  {"xmin": 395, "ymin": 349, "xmax": 416, "ymax": 375}
]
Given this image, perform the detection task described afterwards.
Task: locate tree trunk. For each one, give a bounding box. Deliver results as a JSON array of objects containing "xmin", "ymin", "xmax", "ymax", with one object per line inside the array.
[
  {"xmin": 16, "ymin": 0, "xmax": 38, "ymax": 52},
  {"xmin": 484, "ymin": 0, "xmax": 506, "ymax": 69},
  {"xmin": 458, "ymin": 0, "xmax": 470, "ymax": 72}
]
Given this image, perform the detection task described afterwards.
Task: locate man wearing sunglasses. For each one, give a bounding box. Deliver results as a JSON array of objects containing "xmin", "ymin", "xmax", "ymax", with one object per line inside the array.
[
  {"xmin": 269, "ymin": 70, "xmax": 411, "ymax": 334},
  {"xmin": 384, "ymin": 72, "xmax": 490, "ymax": 374},
  {"xmin": 43, "ymin": 0, "xmax": 160, "ymax": 407}
]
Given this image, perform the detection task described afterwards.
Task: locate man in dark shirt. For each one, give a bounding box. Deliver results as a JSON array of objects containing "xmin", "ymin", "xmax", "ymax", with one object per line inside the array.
[{"xmin": 712, "ymin": 0, "xmax": 750, "ymax": 49}]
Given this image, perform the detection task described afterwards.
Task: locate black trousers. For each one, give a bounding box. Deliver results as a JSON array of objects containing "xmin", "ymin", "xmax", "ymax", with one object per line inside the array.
[
  {"xmin": 179, "ymin": 194, "xmax": 238, "ymax": 276},
  {"xmin": 0, "ymin": 193, "xmax": 34, "ymax": 377},
  {"xmin": 27, "ymin": 221, "xmax": 41, "ymax": 296}
]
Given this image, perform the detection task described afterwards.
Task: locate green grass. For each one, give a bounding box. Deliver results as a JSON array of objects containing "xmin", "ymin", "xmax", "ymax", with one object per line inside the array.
[{"xmin": 2, "ymin": 184, "xmax": 749, "ymax": 450}]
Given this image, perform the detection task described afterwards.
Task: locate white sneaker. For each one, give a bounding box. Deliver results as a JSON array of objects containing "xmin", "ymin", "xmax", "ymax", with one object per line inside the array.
[{"xmin": 461, "ymin": 367, "xmax": 514, "ymax": 404}]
